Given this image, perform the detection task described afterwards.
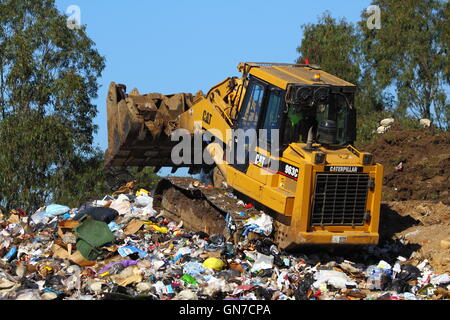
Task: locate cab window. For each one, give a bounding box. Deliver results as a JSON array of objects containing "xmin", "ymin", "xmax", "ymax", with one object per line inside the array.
[
  {"xmin": 260, "ymin": 88, "xmax": 284, "ymax": 145},
  {"xmin": 236, "ymin": 81, "xmax": 265, "ymax": 130}
]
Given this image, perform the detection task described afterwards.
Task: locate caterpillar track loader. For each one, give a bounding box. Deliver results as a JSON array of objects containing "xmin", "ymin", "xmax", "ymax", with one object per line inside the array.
[{"xmin": 105, "ymin": 62, "xmax": 383, "ymax": 249}]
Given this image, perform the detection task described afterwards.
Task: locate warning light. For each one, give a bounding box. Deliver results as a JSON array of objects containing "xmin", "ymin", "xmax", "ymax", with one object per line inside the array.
[{"xmin": 313, "ymin": 73, "xmax": 321, "ymax": 81}]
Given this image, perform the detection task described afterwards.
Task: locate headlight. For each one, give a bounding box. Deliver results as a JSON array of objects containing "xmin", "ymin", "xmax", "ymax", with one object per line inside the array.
[
  {"xmin": 314, "ymin": 152, "xmax": 326, "ymax": 165},
  {"xmin": 362, "ymin": 153, "xmax": 373, "ymax": 166}
]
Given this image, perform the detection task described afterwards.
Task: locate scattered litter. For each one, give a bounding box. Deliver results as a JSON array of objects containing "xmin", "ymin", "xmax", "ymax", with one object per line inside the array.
[{"xmin": 0, "ymin": 180, "xmax": 448, "ymax": 301}]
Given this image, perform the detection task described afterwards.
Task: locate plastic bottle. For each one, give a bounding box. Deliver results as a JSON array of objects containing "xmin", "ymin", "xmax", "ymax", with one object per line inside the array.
[
  {"xmin": 365, "ymin": 265, "xmax": 383, "ymax": 290},
  {"xmin": 3, "ymin": 246, "xmax": 17, "ymax": 262}
]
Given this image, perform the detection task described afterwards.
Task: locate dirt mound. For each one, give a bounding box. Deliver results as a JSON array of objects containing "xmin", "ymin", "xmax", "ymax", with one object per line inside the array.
[
  {"xmin": 380, "ymin": 201, "xmax": 450, "ymax": 273},
  {"xmin": 364, "ymin": 124, "xmax": 450, "ymax": 203}
]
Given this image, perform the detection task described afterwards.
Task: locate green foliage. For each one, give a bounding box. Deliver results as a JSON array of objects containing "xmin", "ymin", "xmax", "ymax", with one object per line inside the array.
[
  {"xmin": 131, "ymin": 167, "xmax": 162, "ymax": 191},
  {"xmin": 296, "ymin": 12, "xmax": 394, "ymax": 117},
  {"xmin": 355, "ymin": 112, "xmax": 423, "ymax": 147},
  {"xmin": 359, "ymin": 0, "xmax": 449, "ymax": 128},
  {"xmin": 0, "ymin": 110, "xmax": 74, "ymax": 210},
  {"xmin": 297, "ymin": 1, "xmax": 449, "ymax": 133},
  {"xmin": 0, "ymin": 0, "xmax": 105, "ymax": 150},
  {"xmin": 297, "ymin": 12, "xmax": 361, "ymax": 85},
  {"xmin": 103, "ymin": 166, "xmax": 162, "ymax": 193},
  {"xmin": 0, "ymin": 0, "xmax": 107, "ymax": 212},
  {"xmin": 52, "ymin": 151, "xmax": 112, "ymax": 209}
]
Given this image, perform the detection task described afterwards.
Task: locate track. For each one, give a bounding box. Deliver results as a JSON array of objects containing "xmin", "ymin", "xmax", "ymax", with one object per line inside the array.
[{"xmin": 153, "ymin": 177, "xmax": 268, "ymax": 241}]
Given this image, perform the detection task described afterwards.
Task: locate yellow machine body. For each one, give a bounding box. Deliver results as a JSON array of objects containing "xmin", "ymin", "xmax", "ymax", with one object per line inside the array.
[{"xmin": 106, "ymin": 62, "xmax": 383, "ymax": 247}]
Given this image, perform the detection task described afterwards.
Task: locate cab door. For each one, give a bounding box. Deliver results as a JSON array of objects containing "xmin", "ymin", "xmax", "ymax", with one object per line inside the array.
[
  {"xmin": 232, "ymin": 77, "xmax": 266, "ymax": 173},
  {"xmin": 253, "ymin": 86, "xmax": 286, "ymax": 185}
]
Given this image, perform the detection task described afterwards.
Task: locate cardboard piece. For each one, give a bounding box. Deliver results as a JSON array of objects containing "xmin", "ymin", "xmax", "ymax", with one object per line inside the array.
[
  {"xmin": 52, "ymin": 243, "xmax": 70, "ymax": 260},
  {"xmin": 100, "ymin": 245, "xmax": 118, "ymax": 252},
  {"xmin": 110, "ymin": 266, "xmax": 142, "ymax": 286},
  {"xmin": 58, "ymin": 220, "xmax": 80, "ymax": 239},
  {"xmin": 59, "ymin": 220, "xmax": 80, "ymax": 229},
  {"xmin": 8, "ymin": 214, "xmax": 20, "ymax": 224},
  {"xmin": 124, "ymin": 219, "xmax": 145, "ymax": 235},
  {"xmin": 69, "ymin": 250, "xmax": 96, "ymax": 267}
]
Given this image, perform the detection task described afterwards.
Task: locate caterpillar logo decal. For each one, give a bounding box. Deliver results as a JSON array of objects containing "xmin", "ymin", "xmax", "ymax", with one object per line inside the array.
[
  {"xmin": 325, "ymin": 166, "xmax": 363, "ymax": 173},
  {"xmin": 252, "ymin": 153, "xmax": 299, "ymax": 181},
  {"xmin": 254, "ymin": 153, "xmax": 268, "ymax": 167}
]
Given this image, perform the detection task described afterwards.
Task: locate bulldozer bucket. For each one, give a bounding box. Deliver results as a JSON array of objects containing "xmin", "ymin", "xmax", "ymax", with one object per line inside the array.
[{"xmin": 105, "ymin": 82, "xmax": 195, "ymax": 168}]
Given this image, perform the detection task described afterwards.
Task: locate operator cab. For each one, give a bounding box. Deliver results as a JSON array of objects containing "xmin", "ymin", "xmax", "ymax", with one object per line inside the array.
[
  {"xmin": 283, "ymin": 83, "xmax": 356, "ymax": 149},
  {"xmin": 233, "ymin": 73, "xmax": 356, "ymax": 163}
]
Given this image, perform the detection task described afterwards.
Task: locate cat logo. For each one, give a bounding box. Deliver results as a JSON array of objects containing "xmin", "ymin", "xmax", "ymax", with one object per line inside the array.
[{"xmin": 254, "ymin": 153, "xmax": 267, "ymax": 167}]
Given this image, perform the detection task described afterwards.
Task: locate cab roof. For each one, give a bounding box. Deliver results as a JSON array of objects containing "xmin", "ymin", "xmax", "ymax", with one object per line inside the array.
[{"xmin": 238, "ymin": 62, "xmax": 356, "ymax": 90}]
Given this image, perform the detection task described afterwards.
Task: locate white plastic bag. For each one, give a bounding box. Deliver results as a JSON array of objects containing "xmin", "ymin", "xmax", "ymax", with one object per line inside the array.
[
  {"xmin": 30, "ymin": 208, "xmax": 50, "ymax": 225},
  {"xmin": 250, "ymin": 253, "xmax": 274, "ymax": 272},
  {"xmin": 313, "ymin": 270, "xmax": 357, "ymax": 289},
  {"xmin": 244, "ymin": 214, "xmax": 273, "ymax": 236},
  {"xmin": 135, "ymin": 195, "xmax": 152, "ymax": 208},
  {"xmin": 142, "ymin": 200, "xmax": 157, "ymax": 217}
]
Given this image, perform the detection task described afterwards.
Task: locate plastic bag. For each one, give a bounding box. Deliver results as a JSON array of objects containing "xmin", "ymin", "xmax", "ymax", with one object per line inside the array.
[
  {"xmin": 30, "ymin": 209, "xmax": 50, "ymax": 225},
  {"xmin": 250, "ymin": 253, "xmax": 274, "ymax": 272},
  {"xmin": 117, "ymin": 246, "xmax": 148, "ymax": 259},
  {"xmin": 15, "ymin": 289, "xmax": 42, "ymax": 300},
  {"xmin": 174, "ymin": 289, "xmax": 198, "ymax": 300},
  {"xmin": 99, "ymin": 260, "xmax": 139, "ymax": 275},
  {"xmin": 243, "ymin": 214, "xmax": 273, "ymax": 236},
  {"xmin": 45, "ymin": 204, "xmax": 71, "ymax": 216},
  {"xmin": 365, "ymin": 265, "xmax": 392, "ymax": 290},
  {"xmin": 135, "ymin": 195, "xmax": 152, "ymax": 208},
  {"xmin": 108, "ymin": 221, "xmax": 121, "ymax": 232},
  {"xmin": 181, "ymin": 274, "xmax": 198, "ymax": 285},
  {"xmin": 143, "ymin": 204, "xmax": 157, "ymax": 217},
  {"xmin": 183, "ymin": 261, "xmax": 206, "ymax": 276},
  {"xmin": 74, "ymin": 207, "xmax": 119, "ymax": 224},
  {"xmin": 109, "ymin": 200, "xmax": 131, "ymax": 216},
  {"xmin": 136, "ymin": 189, "xmax": 150, "ymax": 197},
  {"xmin": 175, "ymin": 247, "xmax": 192, "ymax": 257},
  {"xmin": 205, "ymin": 234, "xmax": 226, "ymax": 251},
  {"xmin": 313, "ymin": 270, "xmax": 357, "ymax": 290},
  {"xmin": 3, "ymin": 246, "xmax": 17, "ymax": 262},
  {"xmin": 203, "ymin": 257, "xmax": 225, "ymax": 271},
  {"xmin": 116, "ymin": 194, "xmax": 130, "ymax": 203},
  {"xmin": 430, "ymin": 273, "xmax": 450, "ymax": 285}
]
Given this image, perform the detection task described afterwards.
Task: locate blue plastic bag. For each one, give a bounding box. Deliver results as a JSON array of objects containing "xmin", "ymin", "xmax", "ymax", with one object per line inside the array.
[
  {"xmin": 108, "ymin": 221, "xmax": 121, "ymax": 232},
  {"xmin": 45, "ymin": 204, "xmax": 71, "ymax": 216},
  {"xmin": 117, "ymin": 246, "xmax": 148, "ymax": 259},
  {"xmin": 183, "ymin": 261, "xmax": 205, "ymax": 276}
]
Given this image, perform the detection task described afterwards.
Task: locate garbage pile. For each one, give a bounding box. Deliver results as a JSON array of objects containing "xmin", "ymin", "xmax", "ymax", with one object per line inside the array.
[{"xmin": 0, "ymin": 183, "xmax": 449, "ymax": 301}]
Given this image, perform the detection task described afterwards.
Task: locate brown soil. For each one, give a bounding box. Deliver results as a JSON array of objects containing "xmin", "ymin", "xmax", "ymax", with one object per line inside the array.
[
  {"xmin": 362, "ymin": 125, "xmax": 450, "ymax": 272},
  {"xmin": 380, "ymin": 201, "xmax": 450, "ymax": 273},
  {"xmin": 364, "ymin": 124, "xmax": 450, "ymax": 203}
]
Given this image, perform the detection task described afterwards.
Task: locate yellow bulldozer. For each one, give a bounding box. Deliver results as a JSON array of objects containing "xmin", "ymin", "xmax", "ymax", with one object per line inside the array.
[{"xmin": 105, "ymin": 62, "xmax": 383, "ymax": 249}]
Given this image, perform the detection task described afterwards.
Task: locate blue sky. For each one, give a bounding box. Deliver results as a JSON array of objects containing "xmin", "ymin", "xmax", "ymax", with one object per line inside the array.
[{"xmin": 55, "ymin": 0, "xmax": 372, "ymax": 152}]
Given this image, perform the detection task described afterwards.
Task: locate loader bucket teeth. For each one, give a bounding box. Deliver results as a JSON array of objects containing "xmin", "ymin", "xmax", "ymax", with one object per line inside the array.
[{"xmin": 105, "ymin": 82, "xmax": 196, "ymax": 167}]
